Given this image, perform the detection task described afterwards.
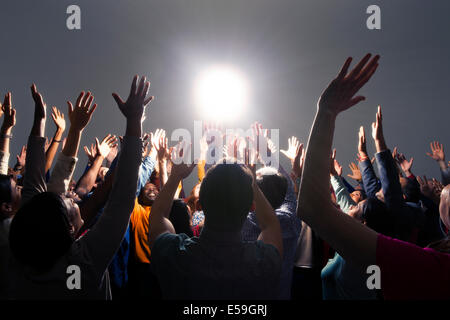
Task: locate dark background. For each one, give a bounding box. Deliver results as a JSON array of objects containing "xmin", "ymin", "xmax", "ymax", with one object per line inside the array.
[{"xmin": 1, "ymin": 0, "xmax": 449, "ymax": 191}]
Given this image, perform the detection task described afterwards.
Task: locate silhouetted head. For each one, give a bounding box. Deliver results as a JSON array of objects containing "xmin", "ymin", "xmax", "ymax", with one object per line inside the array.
[
  {"xmin": 9, "ymin": 192, "xmax": 81, "ymax": 272},
  {"xmin": 0, "ymin": 174, "xmax": 22, "ymax": 220},
  {"xmin": 255, "ymin": 167, "xmax": 287, "ymax": 210},
  {"xmin": 348, "ymin": 197, "xmax": 393, "ymax": 236},
  {"xmin": 402, "ymin": 179, "xmax": 421, "ymax": 204},
  {"xmin": 199, "ymin": 161, "xmax": 253, "ymax": 232},
  {"xmin": 440, "ymin": 185, "xmax": 450, "ymax": 231}
]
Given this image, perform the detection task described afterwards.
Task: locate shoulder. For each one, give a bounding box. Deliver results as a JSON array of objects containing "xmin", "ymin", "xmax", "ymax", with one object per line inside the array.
[
  {"xmin": 153, "ymin": 233, "xmax": 195, "ymax": 255},
  {"xmin": 247, "ymin": 241, "xmax": 282, "ymax": 273}
]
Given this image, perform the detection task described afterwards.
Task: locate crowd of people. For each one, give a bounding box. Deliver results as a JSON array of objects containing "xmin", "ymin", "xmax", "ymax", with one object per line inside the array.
[{"xmin": 0, "ymin": 54, "xmax": 449, "ymax": 300}]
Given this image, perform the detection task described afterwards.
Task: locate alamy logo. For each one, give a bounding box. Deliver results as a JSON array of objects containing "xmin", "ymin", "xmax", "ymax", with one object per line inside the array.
[
  {"xmin": 366, "ymin": 5, "xmax": 381, "ymax": 30},
  {"xmin": 66, "ymin": 265, "xmax": 81, "ymax": 290},
  {"xmin": 366, "ymin": 265, "xmax": 381, "ymax": 290},
  {"xmin": 66, "ymin": 5, "xmax": 81, "ymax": 30}
]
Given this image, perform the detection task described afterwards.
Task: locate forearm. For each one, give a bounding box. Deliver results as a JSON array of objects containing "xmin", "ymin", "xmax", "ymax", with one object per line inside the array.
[
  {"xmin": 45, "ymin": 128, "xmax": 64, "ymax": 172},
  {"xmin": 78, "ymin": 168, "xmax": 115, "ymax": 235},
  {"xmin": 158, "ymin": 159, "xmax": 168, "ymax": 188},
  {"xmin": 298, "ymin": 110, "xmax": 336, "ymax": 220},
  {"xmin": 437, "ymin": 160, "xmax": 447, "ymax": 172},
  {"xmin": 136, "ymin": 156, "xmax": 155, "ymax": 196},
  {"xmin": 30, "ymin": 118, "xmax": 45, "ymax": 138},
  {"xmin": 21, "ymin": 136, "xmax": 47, "ymax": 205},
  {"xmin": 62, "ymin": 127, "xmax": 82, "ymax": 158},
  {"xmin": 330, "ymin": 175, "xmax": 356, "ymax": 214},
  {"xmin": 254, "ymin": 184, "xmax": 280, "ymax": 231},
  {"xmin": 441, "ymin": 167, "xmax": 450, "ymax": 186},
  {"xmin": 374, "ymin": 136, "xmax": 387, "ymax": 153},
  {"xmin": 0, "ymin": 126, "xmax": 12, "ymax": 155},
  {"xmin": 82, "ymin": 135, "xmax": 142, "ymax": 272},
  {"xmin": 375, "ymin": 150, "xmax": 404, "ymax": 208},
  {"xmin": 359, "ymin": 160, "xmax": 380, "ymax": 198},
  {"xmin": 197, "ymin": 159, "xmax": 206, "ymax": 182},
  {"xmin": 46, "ymin": 152, "xmax": 78, "ymax": 195},
  {"xmin": 152, "ymin": 175, "xmax": 180, "ymax": 219},
  {"xmin": 148, "ymin": 174, "xmax": 179, "ymax": 247},
  {"xmin": 75, "ymin": 155, "xmax": 104, "ymax": 197},
  {"xmin": 298, "ymin": 109, "xmax": 377, "ymax": 268}
]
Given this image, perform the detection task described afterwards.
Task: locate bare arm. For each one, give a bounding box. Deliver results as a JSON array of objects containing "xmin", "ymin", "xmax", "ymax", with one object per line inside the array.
[
  {"xmin": 21, "ymin": 84, "xmax": 47, "ymax": 205},
  {"xmin": 45, "ymin": 107, "xmax": 65, "ymax": 173},
  {"xmin": 297, "ymin": 54, "xmax": 380, "ymax": 269},
  {"xmin": 0, "ymin": 93, "xmax": 16, "ymax": 174},
  {"xmin": 75, "ymin": 134, "xmax": 117, "ymax": 197},
  {"xmin": 47, "ymin": 92, "xmax": 97, "ymax": 195},
  {"xmin": 148, "ymin": 144, "xmax": 195, "ymax": 249},
  {"xmin": 82, "ymin": 75, "xmax": 153, "ymax": 277}
]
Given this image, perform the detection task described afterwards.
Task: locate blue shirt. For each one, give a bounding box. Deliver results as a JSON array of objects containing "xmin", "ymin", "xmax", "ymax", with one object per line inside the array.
[
  {"xmin": 241, "ymin": 166, "xmax": 302, "ymax": 300},
  {"xmin": 152, "ymin": 229, "xmax": 282, "ymax": 300}
]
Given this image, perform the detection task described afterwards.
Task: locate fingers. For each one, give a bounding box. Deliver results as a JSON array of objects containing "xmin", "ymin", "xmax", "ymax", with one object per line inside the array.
[
  {"xmin": 112, "ymin": 93, "xmax": 125, "ymax": 107},
  {"xmin": 75, "ymin": 91, "xmax": 85, "ymax": 107},
  {"xmin": 88, "ymin": 103, "xmax": 98, "ymax": 115},
  {"xmin": 346, "ymin": 53, "xmax": 372, "ymax": 81},
  {"xmin": 128, "ymin": 75, "xmax": 138, "ymax": 100},
  {"xmin": 143, "ymin": 95, "xmax": 154, "ymax": 106},
  {"xmin": 336, "ymin": 57, "xmax": 352, "ymax": 80},
  {"xmin": 67, "ymin": 101, "xmax": 74, "ymax": 115},
  {"xmin": 136, "ymin": 76, "xmax": 146, "ymax": 97}
]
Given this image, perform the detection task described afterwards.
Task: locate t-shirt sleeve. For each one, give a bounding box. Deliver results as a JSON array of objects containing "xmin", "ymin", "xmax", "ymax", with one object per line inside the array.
[
  {"xmin": 152, "ymin": 233, "xmax": 189, "ymax": 271},
  {"xmin": 376, "ymin": 234, "xmax": 450, "ymax": 300},
  {"xmin": 255, "ymin": 240, "xmax": 282, "ymax": 278}
]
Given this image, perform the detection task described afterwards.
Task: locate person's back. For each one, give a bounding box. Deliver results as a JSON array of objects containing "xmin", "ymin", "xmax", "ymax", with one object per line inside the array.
[
  {"xmin": 149, "ymin": 161, "xmax": 283, "ymax": 300},
  {"xmin": 152, "ymin": 231, "xmax": 280, "ymax": 299}
]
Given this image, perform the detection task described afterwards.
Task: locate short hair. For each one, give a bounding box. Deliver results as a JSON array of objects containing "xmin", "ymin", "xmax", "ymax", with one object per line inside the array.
[
  {"xmin": 361, "ymin": 197, "xmax": 394, "ymax": 236},
  {"xmin": 256, "ymin": 167, "xmax": 287, "ymax": 210},
  {"xmin": 199, "ymin": 162, "xmax": 253, "ymax": 231},
  {"xmin": 9, "ymin": 192, "xmax": 73, "ymax": 272},
  {"xmin": 0, "ymin": 174, "xmax": 12, "ymax": 206},
  {"xmin": 402, "ymin": 179, "xmax": 421, "ymax": 204}
]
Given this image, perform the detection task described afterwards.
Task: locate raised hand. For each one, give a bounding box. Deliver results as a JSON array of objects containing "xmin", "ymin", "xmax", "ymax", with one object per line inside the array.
[
  {"xmin": 347, "ymin": 162, "xmax": 362, "ymax": 182},
  {"xmin": 330, "ymin": 149, "xmax": 342, "ymax": 176},
  {"xmin": 170, "ymin": 141, "xmax": 196, "ymax": 179},
  {"xmin": 31, "ymin": 84, "xmax": 46, "ymax": 120},
  {"xmin": 96, "ymin": 134, "xmax": 118, "ymax": 158},
  {"xmin": 416, "ymin": 175, "xmax": 439, "ymax": 203},
  {"xmin": 371, "ymin": 106, "xmax": 383, "ymax": 141},
  {"xmin": 83, "ymin": 143, "xmax": 97, "ymax": 164},
  {"xmin": 371, "ymin": 105, "xmax": 387, "ymax": 152},
  {"xmin": 105, "ymin": 143, "xmax": 119, "ymax": 167},
  {"xmin": 51, "ymin": 106, "xmax": 66, "ymax": 131},
  {"xmin": 155, "ymin": 130, "xmax": 170, "ymax": 162},
  {"xmin": 112, "ymin": 75, "xmax": 153, "ymax": 124},
  {"xmin": 199, "ymin": 135, "xmax": 208, "ymax": 161},
  {"xmin": 151, "ymin": 129, "xmax": 164, "ymax": 149},
  {"xmin": 318, "ymin": 54, "xmax": 379, "ymax": 116},
  {"xmin": 281, "ymin": 136, "xmax": 300, "ymax": 163},
  {"xmin": 358, "ymin": 126, "xmax": 368, "ymax": 160},
  {"xmin": 291, "ymin": 143, "xmax": 305, "ymax": 178},
  {"xmin": 67, "ymin": 91, "xmax": 97, "ymax": 132},
  {"xmin": 44, "ymin": 137, "xmax": 50, "ymax": 152},
  {"xmin": 16, "ymin": 145, "xmax": 27, "ymax": 167},
  {"xmin": 426, "ymin": 141, "xmax": 445, "ymax": 162},
  {"xmin": 395, "ymin": 152, "xmax": 414, "ymax": 176},
  {"xmin": 1, "ymin": 92, "xmax": 16, "ymax": 130}
]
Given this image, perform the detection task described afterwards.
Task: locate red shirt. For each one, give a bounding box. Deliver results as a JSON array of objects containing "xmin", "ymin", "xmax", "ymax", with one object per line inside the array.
[{"xmin": 376, "ymin": 234, "xmax": 450, "ymax": 300}]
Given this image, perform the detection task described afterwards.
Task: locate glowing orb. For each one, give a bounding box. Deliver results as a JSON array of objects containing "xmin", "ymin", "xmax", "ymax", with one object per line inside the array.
[{"xmin": 194, "ymin": 65, "xmax": 248, "ymax": 122}]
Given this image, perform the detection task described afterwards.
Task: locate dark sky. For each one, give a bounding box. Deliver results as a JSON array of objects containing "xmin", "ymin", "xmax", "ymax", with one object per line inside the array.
[{"xmin": 1, "ymin": 0, "xmax": 449, "ymax": 190}]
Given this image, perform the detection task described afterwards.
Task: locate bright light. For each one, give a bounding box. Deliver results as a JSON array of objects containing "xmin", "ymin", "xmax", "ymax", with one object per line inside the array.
[{"xmin": 194, "ymin": 65, "xmax": 248, "ymax": 122}]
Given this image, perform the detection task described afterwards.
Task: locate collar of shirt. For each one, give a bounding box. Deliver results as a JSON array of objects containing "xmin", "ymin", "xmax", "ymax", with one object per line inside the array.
[{"xmin": 199, "ymin": 225, "xmax": 242, "ymax": 245}]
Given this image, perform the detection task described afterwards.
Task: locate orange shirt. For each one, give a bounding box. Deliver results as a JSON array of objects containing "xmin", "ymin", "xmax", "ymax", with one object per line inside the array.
[{"xmin": 130, "ymin": 198, "xmax": 152, "ymax": 264}]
